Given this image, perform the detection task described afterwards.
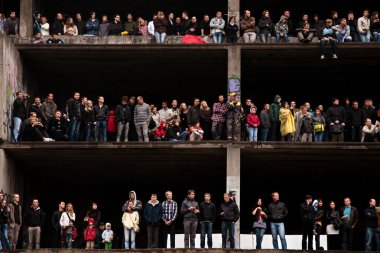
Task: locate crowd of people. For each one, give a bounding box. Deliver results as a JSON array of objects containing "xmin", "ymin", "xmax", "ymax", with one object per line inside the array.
[
  {"xmin": 2, "ymin": 8, "xmax": 380, "ymax": 47},
  {"xmin": 10, "ymin": 90, "xmax": 380, "ymax": 143},
  {"xmin": 1, "ymin": 191, "xmax": 380, "ymax": 251}
]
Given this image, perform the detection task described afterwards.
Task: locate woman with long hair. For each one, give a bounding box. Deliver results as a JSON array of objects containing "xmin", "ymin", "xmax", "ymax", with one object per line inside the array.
[
  {"xmin": 252, "ymin": 198, "xmax": 267, "ymax": 249},
  {"xmin": 64, "ymin": 17, "xmax": 78, "ymax": 36},
  {"xmin": 200, "ymin": 100, "xmax": 212, "ymax": 140}
]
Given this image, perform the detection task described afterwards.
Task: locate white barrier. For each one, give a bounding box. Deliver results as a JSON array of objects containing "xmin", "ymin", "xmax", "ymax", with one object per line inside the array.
[{"xmin": 169, "ymin": 234, "xmax": 327, "ymax": 250}]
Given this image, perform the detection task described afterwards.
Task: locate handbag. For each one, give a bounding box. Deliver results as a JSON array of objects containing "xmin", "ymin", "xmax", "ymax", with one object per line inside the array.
[
  {"xmin": 133, "ymin": 224, "xmax": 140, "ymax": 233},
  {"xmin": 326, "ymin": 224, "xmax": 339, "ymax": 235},
  {"xmin": 314, "ymin": 123, "xmax": 324, "ymax": 133}
]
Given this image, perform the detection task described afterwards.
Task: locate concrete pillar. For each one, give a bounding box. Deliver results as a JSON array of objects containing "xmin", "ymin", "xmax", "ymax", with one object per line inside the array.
[
  {"xmin": 228, "ymin": 0, "xmax": 240, "ymax": 24},
  {"xmin": 20, "ymin": 0, "xmax": 34, "ymax": 37},
  {"xmin": 226, "ymin": 144, "xmax": 241, "ymax": 248},
  {"xmin": 0, "ymin": 149, "xmax": 17, "ymax": 196},
  {"xmin": 227, "ymin": 45, "xmax": 241, "ymax": 101}
]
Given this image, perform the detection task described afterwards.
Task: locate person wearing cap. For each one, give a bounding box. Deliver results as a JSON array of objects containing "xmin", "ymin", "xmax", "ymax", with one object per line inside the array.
[
  {"xmin": 226, "ymin": 93, "xmax": 243, "ymax": 141},
  {"xmin": 102, "ymin": 223, "xmax": 113, "ymax": 249},
  {"xmin": 84, "ymin": 218, "xmax": 97, "ymax": 249},
  {"xmin": 95, "ymin": 222, "xmax": 106, "ymax": 249},
  {"xmin": 301, "ymin": 195, "xmax": 315, "ymax": 250}
]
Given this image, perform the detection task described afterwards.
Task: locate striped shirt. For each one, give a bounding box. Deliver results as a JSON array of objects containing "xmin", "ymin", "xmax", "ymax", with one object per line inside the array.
[{"xmin": 162, "ymin": 200, "xmax": 178, "ymax": 222}]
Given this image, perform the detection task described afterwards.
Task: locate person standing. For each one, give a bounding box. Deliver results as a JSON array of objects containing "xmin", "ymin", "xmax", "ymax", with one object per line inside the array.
[
  {"xmin": 267, "ymin": 192, "xmax": 288, "ymax": 249},
  {"xmin": 115, "ymin": 96, "xmax": 131, "ymax": 142},
  {"xmin": 260, "ymin": 104, "xmax": 271, "ymax": 141},
  {"xmin": 144, "ymin": 194, "xmax": 162, "ymax": 248},
  {"xmin": 59, "ymin": 203, "xmax": 76, "ymax": 249},
  {"xmin": 269, "ymin": 95, "xmax": 281, "ymax": 141},
  {"xmin": 364, "ymin": 198, "xmax": 378, "ymax": 251},
  {"xmin": 300, "ymin": 195, "xmax": 315, "ymax": 250},
  {"xmin": 12, "ymin": 91, "xmax": 28, "ymax": 142},
  {"xmin": 199, "ymin": 193, "xmax": 216, "ymax": 248},
  {"xmin": 325, "ymin": 201, "xmax": 341, "ymax": 250},
  {"xmin": 252, "ymin": 198, "xmax": 267, "ymax": 249},
  {"xmin": 122, "ymin": 201, "xmax": 139, "ymax": 250},
  {"xmin": 180, "ymin": 190, "xmax": 199, "ymax": 248},
  {"xmin": 94, "ymin": 96, "xmax": 109, "ymax": 142},
  {"xmin": 25, "ymin": 199, "xmax": 45, "ymax": 249},
  {"xmin": 226, "ymin": 93, "xmax": 243, "ymax": 141},
  {"xmin": 66, "ymin": 92, "xmax": 82, "ymax": 141},
  {"xmin": 161, "ymin": 191, "xmax": 178, "ymax": 248},
  {"xmin": 219, "ymin": 193, "xmax": 240, "ymax": 248},
  {"xmin": 340, "ymin": 197, "xmax": 358, "ymax": 251},
  {"xmin": 0, "ymin": 199, "xmax": 10, "ymax": 251},
  {"xmin": 8, "ymin": 193, "xmax": 22, "ymax": 251},
  {"xmin": 51, "ymin": 201, "xmax": 65, "ymax": 248},
  {"xmin": 134, "ymin": 96, "xmax": 151, "ymax": 142},
  {"xmin": 211, "ymin": 95, "xmax": 227, "ymax": 140},
  {"xmin": 84, "ymin": 202, "xmax": 101, "ymax": 227}
]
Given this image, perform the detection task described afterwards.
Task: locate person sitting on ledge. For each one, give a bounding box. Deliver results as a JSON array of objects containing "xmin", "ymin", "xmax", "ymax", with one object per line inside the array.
[{"xmin": 46, "ymin": 33, "xmax": 64, "ymax": 44}]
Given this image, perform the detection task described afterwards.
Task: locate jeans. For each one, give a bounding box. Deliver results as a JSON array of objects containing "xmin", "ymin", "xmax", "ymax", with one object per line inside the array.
[
  {"xmin": 65, "ymin": 234, "xmax": 72, "ymax": 249},
  {"xmin": 360, "ymin": 32, "xmax": 371, "ymax": 42},
  {"xmin": 243, "ymin": 32, "xmax": 256, "ymax": 43},
  {"xmin": 255, "ymin": 227, "xmax": 265, "ymax": 249},
  {"xmin": 336, "ymin": 33, "xmax": 352, "ymax": 42},
  {"xmin": 275, "ymin": 33, "xmax": 288, "ymax": 42},
  {"xmin": 248, "ymin": 127, "xmax": 258, "ymax": 141},
  {"xmin": 95, "ymin": 120, "xmax": 107, "ymax": 142},
  {"xmin": 221, "ymin": 221, "xmax": 235, "ymax": 248},
  {"xmin": 124, "ymin": 228, "xmax": 136, "ymax": 249},
  {"xmin": 212, "ymin": 121, "xmax": 225, "ymax": 140},
  {"xmin": 84, "ymin": 123, "xmax": 93, "ymax": 141},
  {"xmin": 162, "ymin": 222, "xmax": 176, "ymax": 248},
  {"xmin": 116, "ymin": 122, "xmax": 129, "ymax": 142},
  {"xmin": 270, "ymin": 222, "xmax": 287, "ymax": 249},
  {"xmin": 0, "ymin": 224, "xmax": 10, "ymax": 250},
  {"xmin": 28, "ymin": 226, "xmax": 41, "ymax": 249},
  {"xmin": 320, "ymin": 39, "xmax": 337, "ymax": 55},
  {"xmin": 183, "ymin": 220, "xmax": 198, "ymax": 248},
  {"xmin": 365, "ymin": 227, "xmax": 376, "ymax": 251},
  {"xmin": 136, "ymin": 122, "xmax": 149, "ymax": 142},
  {"xmin": 12, "ymin": 117, "xmax": 22, "ymax": 142},
  {"xmin": 260, "ymin": 33, "xmax": 271, "ymax": 43},
  {"xmin": 261, "ymin": 127, "xmax": 270, "ymax": 141},
  {"xmin": 155, "ymin": 32, "xmax": 166, "ymax": 43},
  {"xmin": 69, "ymin": 118, "xmax": 81, "ymax": 141},
  {"xmin": 213, "ymin": 32, "xmax": 222, "ymax": 43},
  {"xmin": 341, "ymin": 226, "xmax": 354, "ymax": 250},
  {"xmin": 373, "ymin": 32, "xmax": 380, "ymax": 42},
  {"xmin": 314, "ymin": 132, "xmax": 323, "ymax": 142},
  {"xmin": 200, "ymin": 222, "xmax": 213, "ymax": 248}
]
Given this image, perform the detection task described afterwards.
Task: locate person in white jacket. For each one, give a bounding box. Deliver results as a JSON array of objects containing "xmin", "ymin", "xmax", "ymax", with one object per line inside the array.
[
  {"xmin": 361, "ymin": 118, "xmax": 379, "ymax": 142},
  {"xmin": 358, "ymin": 10, "xmax": 371, "ymax": 42},
  {"xmin": 122, "ymin": 201, "xmax": 140, "ymax": 249},
  {"xmin": 59, "ymin": 203, "xmax": 76, "ymax": 228},
  {"xmin": 40, "ymin": 16, "xmax": 50, "ymax": 36},
  {"xmin": 102, "ymin": 223, "xmax": 114, "ymax": 249}
]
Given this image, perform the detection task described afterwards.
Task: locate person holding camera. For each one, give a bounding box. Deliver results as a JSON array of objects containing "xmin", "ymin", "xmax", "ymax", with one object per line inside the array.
[
  {"xmin": 340, "ymin": 197, "xmax": 358, "ymax": 251},
  {"xmin": 226, "ymin": 93, "xmax": 243, "ymax": 141},
  {"xmin": 180, "ymin": 190, "xmax": 199, "ymax": 249},
  {"xmin": 252, "ymin": 198, "xmax": 267, "ymax": 249}
]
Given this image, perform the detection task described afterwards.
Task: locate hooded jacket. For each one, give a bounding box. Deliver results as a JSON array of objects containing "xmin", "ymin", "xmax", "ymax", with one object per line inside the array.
[
  {"xmin": 275, "ymin": 16, "xmax": 289, "ymax": 34},
  {"xmin": 144, "ymin": 200, "xmax": 163, "ymax": 226},
  {"xmin": 279, "ymin": 107, "xmax": 295, "ymax": 136},
  {"xmin": 122, "ymin": 191, "xmax": 142, "ymax": 212},
  {"xmin": 269, "ymin": 95, "xmax": 281, "ymax": 123}
]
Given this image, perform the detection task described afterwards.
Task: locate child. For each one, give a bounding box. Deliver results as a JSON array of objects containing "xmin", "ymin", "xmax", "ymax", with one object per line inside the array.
[
  {"xmin": 65, "ymin": 220, "xmax": 76, "ymax": 249},
  {"xmin": 154, "ymin": 121, "xmax": 166, "ymax": 141},
  {"xmin": 84, "ymin": 218, "xmax": 97, "ymax": 249},
  {"xmin": 246, "ymin": 107, "xmax": 260, "ymax": 142},
  {"xmin": 95, "ymin": 222, "xmax": 105, "ymax": 249},
  {"xmin": 102, "ymin": 223, "xmax": 114, "ymax": 249},
  {"xmin": 189, "ymin": 122, "xmax": 204, "ymax": 141}
]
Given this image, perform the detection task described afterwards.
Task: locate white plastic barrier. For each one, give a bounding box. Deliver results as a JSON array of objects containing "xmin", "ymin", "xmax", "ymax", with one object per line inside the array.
[{"xmin": 169, "ymin": 234, "xmax": 327, "ymax": 250}]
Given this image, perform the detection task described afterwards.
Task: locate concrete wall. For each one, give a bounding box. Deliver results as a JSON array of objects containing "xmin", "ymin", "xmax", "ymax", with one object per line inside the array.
[
  {"xmin": 0, "ymin": 149, "xmax": 17, "ymax": 197},
  {"xmin": 0, "ymin": 34, "xmax": 28, "ymax": 141}
]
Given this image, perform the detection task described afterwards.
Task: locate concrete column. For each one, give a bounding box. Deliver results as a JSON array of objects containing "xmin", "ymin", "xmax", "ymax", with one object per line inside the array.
[
  {"xmin": 20, "ymin": 0, "xmax": 34, "ymax": 37},
  {"xmin": 226, "ymin": 144, "xmax": 241, "ymax": 248},
  {"xmin": 227, "ymin": 45, "xmax": 241, "ymax": 101},
  {"xmin": 0, "ymin": 149, "xmax": 17, "ymax": 195},
  {"xmin": 228, "ymin": 0, "xmax": 240, "ymax": 24}
]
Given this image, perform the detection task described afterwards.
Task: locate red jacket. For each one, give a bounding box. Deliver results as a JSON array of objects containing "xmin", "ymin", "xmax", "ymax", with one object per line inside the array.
[
  {"xmin": 247, "ymin": 114, "xmax": 260, "ymax": 127},
  {"xmin": 154, "ymin": 121, "xmax": 166, "ymax": 140},
  {"xmin": 84, "ymin": 225, "xmax": 97, "ymax": 241},
  {"xmin": 107, "ymin": 110, "xmax": 116, "ymax": 132}
]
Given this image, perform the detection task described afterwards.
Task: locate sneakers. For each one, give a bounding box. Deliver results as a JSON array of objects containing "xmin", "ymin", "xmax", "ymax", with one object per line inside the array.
[
  {"xmin": 313, "ymin": 229, "xmax": 318, "ymax": 235},
  {"xmin": 43, "ymin": 137, "xmax": 55, "ymax": 142},
  {"xmin": 320, "ymin": 55, "xmax": 325, "ymax": 60},
  {"xmin": 332, "ymin": 54, "xmax": 338, "ymax": 59}
]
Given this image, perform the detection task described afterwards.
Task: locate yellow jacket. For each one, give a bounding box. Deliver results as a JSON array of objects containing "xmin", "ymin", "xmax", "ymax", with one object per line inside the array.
[{"xmin": 279, "ymin": 107, "xmax": 295, "ymax": 136}]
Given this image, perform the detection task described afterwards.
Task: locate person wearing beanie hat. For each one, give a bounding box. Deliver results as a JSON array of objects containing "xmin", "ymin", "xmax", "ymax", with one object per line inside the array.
[
  {"xmin": 102, "ymin": 223, "xmax": 113, "ymax": 249},
  {"xmin": 84, "ymin": 218, "xmax": 97, "ymax": 249}
]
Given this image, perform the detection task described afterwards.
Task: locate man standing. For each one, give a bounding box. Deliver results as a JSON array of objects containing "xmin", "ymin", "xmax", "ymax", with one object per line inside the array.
[
  {"xmin": 269, "ymin": 95, "xmax": 281, "ymax": 141},
  {"xmin": 51, "ymin": 201, "xmax": 65, "ymax": 248},
  {"xmin": 340, "ymin": 197, "xmax": 358, "ymax": 251},
  {"xmin": 94, "ymin": 96, "xmax": 109, "ymax": 142},
  {"xmin": 267, "ymin": 192, "xmax": 288, "ymax": 249},
  {"xmin": 301, "ymin": 195, "xmax": 315, "ymax": 250},
  {"xmin": 5, "ymin": 11, "xmax": 19, "ymax": 35},
  {"xmin": 25, "ymin": 199, "xmax": 45, "ymax": 249},
  {"xmin": 226, "ymin": 93, "xmax": 243, "ymax": 141},
  {"xmin": 8, "ymin": 193, "xmax": 22, "ymax": 250},
  {"xmin": 0, "ymin": 199, "xmax": 10, "ymax": 251},
  {"xmin": 187, "ymin": 99, "xmax": 201, "ymax": 127},
  {"xmin": 162, "ymin": 191, "xmax": 177, "ymax": 248},
  {"xmin": 122, "ymin": 191, "xmax": 143, "ymax": 213},
  {"xmin": 115, "ymin": 96, "xmax": 131, "ymax": 142},
  {"xmin": 180, "ymin": 190, "xmax": 199, "ymax": 249},
  {"xmin": 40, "ymin": 93, "xmax": 57, "ymax": 129},
  {"xmin": 12, "ymin": 91, "xmax": 28, "ymax": 142},
  {"xmin": 365, "ymin": 199, "xmax": 377, "ymax": 251},
  {"xmin": 144, "ymin": 194, "xmax": 162, "ymax": 248},
  {"xmin": 66, "ymin": 92, "xmax": 82, "ymax": 141},
  {"xmin": 134, "ymin": 96, "xmax": 151, "ymax": 142},
  {"xmin": 211, "ymin": 95, "xmax": 227, "ymax": 140},
  {"xmin": 219, "ymin": 193, "xmax": 240, "ymax": 248},
  {"xmin": 199, "ymin": 193, "xmax": 216, "ymax": 248},
  {"xmin": 159, "ymin": 101, "xmax": 170, "ymax": 124}
]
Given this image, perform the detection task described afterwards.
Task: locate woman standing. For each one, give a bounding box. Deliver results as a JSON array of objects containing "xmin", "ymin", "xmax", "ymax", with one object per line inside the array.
[
  {"xmin": 315, "ymin": 199, "xmax": 325, "ymax": 250},
  {"xmin": 83, "ymin": 100, "xmax": 95, "ymax": 141},
  {"xmin": 279, "ymin": 101, "xmax": 295, "ymax": 141},
  {"xmin": 200, "ymin": 100, "xmax": 212, "ymax": 140},
  {"xmin": 59, "ymin": 203, "xmax": 76, "ymax": 248},
  {"xmin": 84, "ymin": 202, "xmax": 101, "ymax": 227},
  {"xmin": 325, "ymin": 201, "xmax": 341, "ymax": 250},
  {"xmin": 179, "ymin": 103, "xmax": 189, "ymax": 132},
  {"xmin": 252, "ymin": 198, "xmax": 267, "ymax": 249}
]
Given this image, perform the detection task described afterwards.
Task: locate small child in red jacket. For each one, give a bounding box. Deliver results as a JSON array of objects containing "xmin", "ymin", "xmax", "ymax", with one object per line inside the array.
[
  {"xmin": 84, "ymin": 218, "xmax": 97, "ymax": 249},
  {"xmin": 154, "ymin": 121, "xmax": 166, "ymax": 141},
  {"xmin": 246, "ymin": 107, "xmax": 261, "ymax": 142}
]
